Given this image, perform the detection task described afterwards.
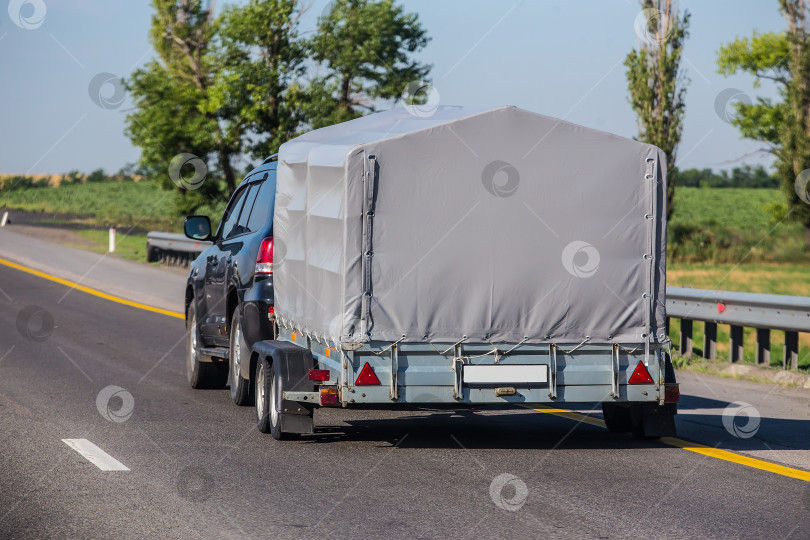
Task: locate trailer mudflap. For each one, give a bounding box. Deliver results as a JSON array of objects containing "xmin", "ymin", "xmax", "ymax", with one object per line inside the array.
[
  {"xmin": 252, "ymin": 340, "xmax": 315, "ymax": 434},
  {"xmin": 636, "ymin": 403, "xmax": 677, "ymax": 438}
]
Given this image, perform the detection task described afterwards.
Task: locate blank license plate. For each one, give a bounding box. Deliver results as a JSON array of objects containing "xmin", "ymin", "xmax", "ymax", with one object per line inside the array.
[{"xmin": 463, "ymin": 365, "xmax": 548, "ymax": 385}]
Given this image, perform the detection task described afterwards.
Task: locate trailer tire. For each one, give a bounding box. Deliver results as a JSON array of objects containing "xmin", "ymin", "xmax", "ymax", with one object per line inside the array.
[
  {"xmin": 186, "ymin": 303, "xmax": 226, "ymax": 389},
  {"xmin": 629, "ymin": 405, "xmax": 655, "ymax": 439},
  {"xmin": 602, "ymin": 403, "xmax": 632, "ymax": 433},
  {"xmin": 255, "ymin": 356, "xmax": 293, "ymax": 440},
  {"xmin": 228, "ymin": 311, "xmax": 251, "ymax": 406}
]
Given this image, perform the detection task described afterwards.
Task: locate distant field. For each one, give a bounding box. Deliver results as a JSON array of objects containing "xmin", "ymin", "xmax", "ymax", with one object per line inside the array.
[
  {"xmin": 0, "ymin": 180, "xmax": 177, "ymax": 229},
  {"xmin": 667, "ymin": 262, "xmax": 810, "ymax": 296},
  {"xmin": 670, "ymin": 187, "xmax": 782, "ymax": 230}
]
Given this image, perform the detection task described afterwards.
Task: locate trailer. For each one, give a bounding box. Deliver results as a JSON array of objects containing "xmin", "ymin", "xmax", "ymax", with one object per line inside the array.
[{"xmin": 251, "ymin": 105, "xmax": 677, "ymax": 440}]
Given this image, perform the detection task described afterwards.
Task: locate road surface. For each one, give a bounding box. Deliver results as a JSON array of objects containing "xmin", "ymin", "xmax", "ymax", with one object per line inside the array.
[{"xmin": 1, "ymin": 261, "xmax": 808, "ymax": 539}]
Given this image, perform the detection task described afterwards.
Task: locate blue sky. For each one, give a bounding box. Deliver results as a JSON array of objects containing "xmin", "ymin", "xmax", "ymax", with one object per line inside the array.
[{"xmin": 0, "ymin": 0, "xmax": 787, "ymax": 175}]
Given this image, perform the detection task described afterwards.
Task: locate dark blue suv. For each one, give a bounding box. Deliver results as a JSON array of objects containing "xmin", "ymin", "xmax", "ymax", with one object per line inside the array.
[{"xmin": 182, "ymin": 155, "xmax": 277, "ymax": 406}]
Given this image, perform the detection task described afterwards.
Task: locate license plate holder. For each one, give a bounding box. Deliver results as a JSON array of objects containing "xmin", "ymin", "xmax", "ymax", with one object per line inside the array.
[{"xmin": 462, "ymin": 364, "xmax": 548, "ymax": 385}]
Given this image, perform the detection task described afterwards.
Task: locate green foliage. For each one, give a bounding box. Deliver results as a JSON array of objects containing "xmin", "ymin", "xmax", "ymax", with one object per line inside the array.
[
  {"xmin": 0, "ymin": 176, "xmax": 46, "ymax": 190},
  {"xmin": 62, "ymin": 171, "xmax": 85, "ymax": 185},
  {"xmin": 716, "ymin": 3, "xmax": 810, "ymax": 241},
  {"xmin": 306, "ymin": 0, "xmax": 431, "ymax": 128},
  {"xmin": 625, "ymin": 0, "xmax": 690, "ymax": 222},
  {"xmin": 677, "ymin": 165, "xmax": 779, "ymax": 188},
  {"xmin": 217, "ymin": 0, "xmax": 308, "ymax": 159},
  {"xmin": 85, "ymin": 168, "xmax": 106, "ymax": 183},
  {"xmin": 762, "ymin": 200, "xmax": 789, "ymax": 225},
  {"xmin": 717, "ymin": 32, "xmax": 789, "ymax": 146}
]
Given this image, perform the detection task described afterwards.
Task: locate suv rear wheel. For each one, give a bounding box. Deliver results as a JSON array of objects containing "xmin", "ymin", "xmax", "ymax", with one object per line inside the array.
[
  {"xmin": 186, "ymin": 303, "xmax": 226, "ymax": 389},
  {"xmin": 228, "ymin": 311, "xmax": 252, "ymax": 405}
]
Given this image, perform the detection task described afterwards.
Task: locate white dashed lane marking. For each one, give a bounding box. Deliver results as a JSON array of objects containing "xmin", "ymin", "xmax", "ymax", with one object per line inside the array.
[{"xmin": 62, "ymin": 439, "xmax": 130, "ymax": 471}]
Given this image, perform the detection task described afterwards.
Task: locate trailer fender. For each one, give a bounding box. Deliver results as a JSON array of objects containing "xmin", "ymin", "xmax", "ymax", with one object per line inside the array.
[{"xmin": 252, "ymin": 340, "xmax": 314, "ymax": 434}]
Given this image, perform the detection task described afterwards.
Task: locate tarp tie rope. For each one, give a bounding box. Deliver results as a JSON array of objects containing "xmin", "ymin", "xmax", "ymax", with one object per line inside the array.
[
  {"xmin": 615, "ymin": 343, "xmax": 643, "ymax": 354},
  {"xmin": 555, "ymin": 336, "xmax": 591, "ymax": 354},
  {"xmin": 440, "ymin": 336, "xmax": 468, "ymax": 355},
  {"xmin": 427, "ymin": 336, "xmax": 530, "ymax": 361},
  {"xmin": 363, "ymin": 335, "xmax": 407, "ymax": 356}
]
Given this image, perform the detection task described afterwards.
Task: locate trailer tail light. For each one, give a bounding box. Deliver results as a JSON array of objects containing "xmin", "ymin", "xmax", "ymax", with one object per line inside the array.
[
  {"xmin": 355, "ymin": 362, "xmax": 381, "ymax": 385},
  {"xmin": 255, "ymin": 237, "xmax": 273, "ymax": 274},
  {"xmin": 320, "ymin": 387, "xmax": 338, "ymax": 406},
  {"xmin": 268, "ymin": 306, "xmax": 275, "ymax": 321},
  {"xmin": 628, "ymin": 361, "xmax": 654, "ymax": 384},
  {"xmin": 664, "ymin": 383, "xmax": 680, "ymax": 403},
  {"xmin": 308, "ymin": 369, "xmax": 330, "ymax": 381}
]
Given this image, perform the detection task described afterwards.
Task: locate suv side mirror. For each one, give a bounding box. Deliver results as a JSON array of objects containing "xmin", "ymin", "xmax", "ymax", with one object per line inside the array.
[{"xmin": 184, "ymin": 215, "xmax": 212, "ymax": 241}]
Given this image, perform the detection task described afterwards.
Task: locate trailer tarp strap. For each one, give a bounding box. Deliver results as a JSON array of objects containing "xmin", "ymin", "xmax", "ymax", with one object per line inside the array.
[{"xmin": 360, "ymin": 153, "xmax": 378, "ymax": 338}]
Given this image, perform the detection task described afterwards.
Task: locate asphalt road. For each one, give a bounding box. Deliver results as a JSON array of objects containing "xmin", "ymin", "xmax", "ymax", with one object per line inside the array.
[{"xmin": 1, "ymin": 263, "xmax": 809, "ymax": 539}]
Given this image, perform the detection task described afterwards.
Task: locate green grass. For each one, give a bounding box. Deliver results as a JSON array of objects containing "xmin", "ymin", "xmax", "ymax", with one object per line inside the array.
[
  {"xmin": 0, "ymin": 180, "xmax": 179, "ymax": 230},
  {"xmin": 70, "ymin": 230, "xmax": 149, "ymax": 263}
]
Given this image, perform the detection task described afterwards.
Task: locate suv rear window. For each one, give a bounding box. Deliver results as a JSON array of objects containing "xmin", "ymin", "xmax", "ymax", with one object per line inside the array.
[
  {"xmin": 233, "ymin": 183, "xmax": 260, "ymax": 236},
  {"xmin": 219, "ymin": 185, "xmax": 249, "ymax": 240},
  {"xmin": 246, "ymin": 177, "xmax": 274, "ymax": 233}
]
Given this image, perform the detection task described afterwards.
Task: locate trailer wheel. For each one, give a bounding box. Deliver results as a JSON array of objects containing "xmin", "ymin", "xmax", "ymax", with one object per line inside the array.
[
  {"xmin": 186, "ymin": 303, "xmax": 226, "ymax": 389},
  {"xmin": 602, "ymin": 403, "xmax": 632, "ymax": 433},
  {"xmin": 255, "ymin": 357, "xmax": 291, "ymax": 440},
  {"xmin": 228, "ymin": 311, "xmax": 251, "ymax": 406}
]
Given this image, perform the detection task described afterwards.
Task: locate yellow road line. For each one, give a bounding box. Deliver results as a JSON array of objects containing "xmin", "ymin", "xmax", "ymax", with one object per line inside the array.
[
  {"xmin": 0, "ymin": 257, "xmax": 184, "ymax": 320},
  {"xmin": 534, "ymin": 406, "xmax": 810, "ymax": 482}
]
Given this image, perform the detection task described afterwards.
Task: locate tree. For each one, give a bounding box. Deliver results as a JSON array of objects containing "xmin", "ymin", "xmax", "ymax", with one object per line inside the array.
[
  {"xmin": 625, "ymin": 0, "xmax": 690, "ymax": 222},
  {"xmin": 218, "ymin": 0, "xmax": 308, "ymax": 160},
  {"xmin": 307, "ymin": 0, "xmax": 431, "ymax": 128},
  {"xmin": 717, "ymin": 0, "xmax": 810, "ymax": 248},
  {"xmin": 126, "ymin": 0, "xmax": 311, "ymax": 203},
  {"xmin": 125, "ymin": 0, "xmax": 232, "ymax": 195}
]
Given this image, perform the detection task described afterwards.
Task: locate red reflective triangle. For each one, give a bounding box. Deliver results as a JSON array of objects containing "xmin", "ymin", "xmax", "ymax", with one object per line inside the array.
[
  {"xmin": 355, "ymin": 362, "xmax": 381, "ymax": 385},
  {"xmin": 628, "ymin": 361, "xmax": 654, "ymax": 384}
]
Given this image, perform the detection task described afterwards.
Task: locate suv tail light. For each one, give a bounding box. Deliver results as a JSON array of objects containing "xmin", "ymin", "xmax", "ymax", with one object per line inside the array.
[{"xmin": 255, "ymin": 238, "xmax": 273, "ymax": 275}]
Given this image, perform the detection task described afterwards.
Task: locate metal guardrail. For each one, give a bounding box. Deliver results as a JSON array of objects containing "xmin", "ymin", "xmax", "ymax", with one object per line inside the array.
[
  {"xmin": 666, "ymin": 286, "xmax": 810, "ymax": 369},
  {"xmin": 146, "ymin": 232, "xmax": 211, "ymax": 267}
]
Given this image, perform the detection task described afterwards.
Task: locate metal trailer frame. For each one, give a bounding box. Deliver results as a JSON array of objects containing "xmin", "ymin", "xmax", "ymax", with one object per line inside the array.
[{"xmin": 277, "ymin": 323, "xmax": 670, "ymax": 408}]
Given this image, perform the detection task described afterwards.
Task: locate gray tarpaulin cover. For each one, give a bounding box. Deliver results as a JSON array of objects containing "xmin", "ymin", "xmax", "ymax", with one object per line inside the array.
[{"xmin": 274, "ymin": 106, "xmax": 667, "ymax": 346}]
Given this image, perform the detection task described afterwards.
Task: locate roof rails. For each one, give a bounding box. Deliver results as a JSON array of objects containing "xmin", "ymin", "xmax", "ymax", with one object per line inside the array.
[{"xmin": 262, "ymin": 154, "xmax": 279, "ymax": 164}]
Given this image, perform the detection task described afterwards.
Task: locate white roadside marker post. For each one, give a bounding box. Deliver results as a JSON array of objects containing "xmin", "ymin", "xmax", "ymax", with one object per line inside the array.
[
  {"xmin": 109, "ymin": 227, "xmax": 115, "ymax": 253},
  {"xmin": 0, "ymin": 211, "xmax": 8, "ymax": 227}
]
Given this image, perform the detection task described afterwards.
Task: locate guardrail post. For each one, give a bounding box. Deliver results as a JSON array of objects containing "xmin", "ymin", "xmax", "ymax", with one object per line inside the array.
[
  {"xmin": 679, "ymin": 319, "xmax": 693, "ymax": 359},
  {"xmin": 784, "ymin": 331, "xmax": 799, "ymax": 370},
  {"xmin": 755, "ymin": 329, "xmax": 770, "ymax": 366},
  {"xmin": 729, "ymin": 325, "xmax": 744, "ymax": 363},
  {"xmin": 703, "ymin": 322, "xmax": 717, "ymax": 360}
]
